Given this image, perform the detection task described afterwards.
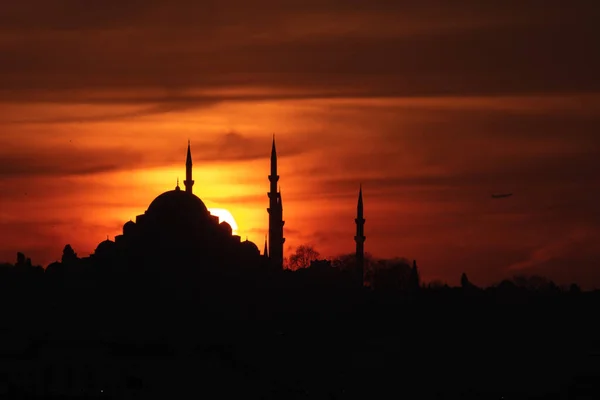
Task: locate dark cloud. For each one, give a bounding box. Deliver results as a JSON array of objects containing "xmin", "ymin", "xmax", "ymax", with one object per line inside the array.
[
  {"xmin": 0, "ymin": 102, "xmax": 210, "ymax": 124},
  {"xmin": 0, "ymin": 0, "xmax": 597, "ymax": 102},
  {"xmin": 0, "ymin": 131, "xmax": 308, "ymax": 178},
  {"xmin": 504, "ymin": 226, "xmax": 600, "ymax": 289},
  {"xmin": 0, "ymin": 146, "xmax": 145, "ymax": 177},
  {"xmin": 0, "ymin": 177, "xmax": 87, "ymax": 201},
  {"xmin": 192, "ymin": 131, "xmax": 312, "ymax": 163},
  {"xmin": 316, "ymin": 146, "xmax": 600, "ymax": 196},
  {"xmin": 388, "ymin": 108, "xmax": 600, "ymax": 142},
  {"xmin": 308, "ymin": 100, "xmax": 600, "ymax": 200}
]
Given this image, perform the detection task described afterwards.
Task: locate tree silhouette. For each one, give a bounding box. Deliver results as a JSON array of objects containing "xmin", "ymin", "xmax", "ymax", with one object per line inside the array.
[
  {"xmin": 331, "ymin": 253, "xmax": 356, "ymax": 271},
  {"xmin": 61, "ymin": 244, "xmax": 78, "ymax": 264},
  {"xmin": 367, "ymin": 258, "xmax": 412, "ymax": 292},
  {"xmin": 512, "ymin": 274, "xmax": 556, "ymax": 292},
  {"xmin": 408, "ymin": 260, "xmax": 420, "ymax": 293},
  {"xmin": 460, "ymin": 273, "xmax": 472, "ymax": 288},
  {"xmin": 569, "ymin": 283, "xmax": 581, "ymax": 294},
  {"xmin": 428, "ymin": 279, "xmax": 446, "ymax": 289},
  {"xmin": 288, "ymin": 244, "xmax": 320, "ymax": 270},
  {"xmin": 331, "ymin": 252, "xmax": 375, "ymax": 272}
]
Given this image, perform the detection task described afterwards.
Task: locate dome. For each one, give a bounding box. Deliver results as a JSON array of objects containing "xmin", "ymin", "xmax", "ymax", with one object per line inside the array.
[
  {"xmin": 123, "ymin": 220, "xmax": 136, "ymax": 235},
  {"xmin": 146, "ymin": 188, "xmax": 209, "ymax": 218},
  {"xmin": 219, "ymin": 221, "xmax": 233, "ymax": 236},
  {"xmin": 95, "ymin": 239, "xmax": 116, "ymax": 254},
  {"xmin": 240, "ymin": 239, "xmax": 260, "ymax": 255}
]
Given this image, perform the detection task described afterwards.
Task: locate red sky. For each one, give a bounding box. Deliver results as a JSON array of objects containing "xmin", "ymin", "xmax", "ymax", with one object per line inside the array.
[{"xmin": 1, "ymin": 0, "xmax": 599, "ymax": 287}]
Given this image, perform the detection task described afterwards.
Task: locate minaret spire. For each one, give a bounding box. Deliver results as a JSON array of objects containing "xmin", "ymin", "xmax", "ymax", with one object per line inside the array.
[
  {"xmin": 184, "ymin": 140, "xmax": 194, "ymax": 194},
  {"xmin": 267, "ymin": 135, "xmax": 285, "ymax": 269},
  {"xmin": 354, "ymin": 184, "xmax": 366, "ymax": 286},
  {"xmin": 270, "ymin": 134, "xmax": 277, "ymax": 176},
  {"xmin": 263, "ymin": 235, "xmax": 269, "ymax": 257}
]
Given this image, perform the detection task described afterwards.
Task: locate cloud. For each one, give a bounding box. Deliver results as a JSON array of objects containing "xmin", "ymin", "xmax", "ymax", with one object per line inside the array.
[
  {"xmin": 0, "ymin": 102, "xmax": 208, "ymax": 124},
  {"xmin": 1, "ymin": 0, "xmax": 599, "ymax": 285},
  {"xmin": 507, "ymin": 227, "xmax": 597, "ymax": 270},
  {"xmin": 314, "ymin": 148, "xmax": 599, "ymax": 199},
  {"xmin": 0, "ymin": 178, "xmax": 83, "ymax": 202},
  {"xmin": 0, "ymin": 131, "xmax": 310, "ymax": 179},
  {"xmin": 194, "ymin": 131, "xmax": 310, "ymax": 163},
  {"xmin": 204, "ymin": 193, "xmax": 266, "ymax": 205},
  {"xmin": 0, "ymin": 146, "xmax": 146, "ymax": 178},
  {"xmin": 503, "ymin": 226, "xmax": 600, "ymax": 289},
  {"xmin": 0, "ymin": 0, "xmax": 597, "ymax": 104}
]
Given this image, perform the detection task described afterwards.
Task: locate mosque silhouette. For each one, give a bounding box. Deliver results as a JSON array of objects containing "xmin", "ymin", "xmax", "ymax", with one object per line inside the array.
[{"xmin": 59, "ymin": 137, "xmax": 366, "ymax": 280}]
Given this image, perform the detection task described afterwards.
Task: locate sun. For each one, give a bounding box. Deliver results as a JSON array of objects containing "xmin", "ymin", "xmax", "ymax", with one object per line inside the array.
[{"xmin": 208, "ymin": 208, "xmax": 239, "ymax": 234}]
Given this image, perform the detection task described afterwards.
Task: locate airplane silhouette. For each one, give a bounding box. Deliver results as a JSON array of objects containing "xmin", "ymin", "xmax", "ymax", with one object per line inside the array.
[{"xmin": 491, "ymin": 193, "xmax": 513, "ymax": 199}]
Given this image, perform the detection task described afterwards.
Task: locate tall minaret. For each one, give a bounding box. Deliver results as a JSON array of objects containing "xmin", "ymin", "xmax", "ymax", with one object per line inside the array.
[
  {"xmin": 267, "ymin": 135, "xmax": 285, "ymax": 269},
  {"xmin": 184, "ymin": 140, "xmax": 194, "ymax": 194},
  {"xmin": 354, "ymin": 185, "xmax": 366, "ymax": 284}
]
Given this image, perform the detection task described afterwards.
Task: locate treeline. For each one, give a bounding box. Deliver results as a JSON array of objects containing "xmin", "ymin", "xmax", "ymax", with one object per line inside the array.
[{"xmin": 0, "ymin": 244, "xmax": 589, "ymax": 298}]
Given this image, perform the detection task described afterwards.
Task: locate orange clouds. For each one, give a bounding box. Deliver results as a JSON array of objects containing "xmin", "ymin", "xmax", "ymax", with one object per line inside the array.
[
  {"xmin": 0, "ymin": 1, "xmax": 599, "ymax": 287},
  {"xmin": 2, "ymin": 94, "xmax": 600, "ymax": 288}
]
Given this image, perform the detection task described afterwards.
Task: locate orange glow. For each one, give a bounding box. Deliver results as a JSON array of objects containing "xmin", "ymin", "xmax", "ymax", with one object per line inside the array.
[
  {"xmin": 1, "ymin": 93, "xmax": 600, "ymax": 288},
  {"xmin": 208, "ymin": 208, "xmax": 239, "ymax": 234},
  {"xmin": 0, "ymin": 0, "xmax": 598, "ymax": 292}
]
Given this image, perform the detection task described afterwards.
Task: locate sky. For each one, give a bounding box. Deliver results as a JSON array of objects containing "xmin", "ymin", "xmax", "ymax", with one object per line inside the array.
[{"xmin": 0, "ymin": 0, "xmax": 599, "ymax": 287}]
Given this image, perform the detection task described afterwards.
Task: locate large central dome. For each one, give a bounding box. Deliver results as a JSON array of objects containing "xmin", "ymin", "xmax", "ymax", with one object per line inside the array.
[
  {"xmin": 146, "ymin": 187, "xmax": 209, "ymax": 218},
  {"xmin": 99, "ymin": 140, "xmax": 268, "ymax": 273}
]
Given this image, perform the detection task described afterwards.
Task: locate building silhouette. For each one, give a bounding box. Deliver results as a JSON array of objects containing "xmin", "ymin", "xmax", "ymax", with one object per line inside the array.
[
  {"xmin": 90, "ymin": 141, "xmax": 265, "ymax": 272},
  {"xmin": 47, "ymin": 137, "xmax": 371, "ymax": 277},
  {"xmin": 267, "ymin": 136, "xmax": 285, "ymax": 270},
  {"xmin": 355, "ymin": 185, "xmax": 366, "ymax": 285}
]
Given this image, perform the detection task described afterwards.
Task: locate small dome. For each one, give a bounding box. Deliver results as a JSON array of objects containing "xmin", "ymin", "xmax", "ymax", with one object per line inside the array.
[
  {"xmin": 123, "ymin": 220, "xmax": 136, "ymax": 235},
  {"xmin": 95, "ymin": 239, "xmax": 116, "ymax": 255},
  {"xmin": 219, "ymin": 221, "xmax": 233, "ymax": 236},
  {"xmin": 240, "ymin": 239, "xmax": 260, "ymax": 256},
  {"xmin": 146, "ymin": 190, "xmax": 209, "ymax": 218}
]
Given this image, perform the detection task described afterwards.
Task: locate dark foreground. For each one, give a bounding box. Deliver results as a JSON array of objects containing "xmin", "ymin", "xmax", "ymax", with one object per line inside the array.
[{"xmin": 1, "ymin": 282, "xmax": 600, "ymax": 399}]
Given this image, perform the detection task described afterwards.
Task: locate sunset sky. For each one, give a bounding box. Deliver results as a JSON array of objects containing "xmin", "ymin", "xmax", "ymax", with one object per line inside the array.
[{"xmin": 1, "ymin": 1, "xmax": 599, "ymax": 287}]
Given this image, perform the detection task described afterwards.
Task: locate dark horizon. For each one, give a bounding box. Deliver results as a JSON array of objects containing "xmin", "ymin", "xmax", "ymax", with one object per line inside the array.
[{"xmin": 2, "ymin": 235, "xmax": 599, "ymax": 399}]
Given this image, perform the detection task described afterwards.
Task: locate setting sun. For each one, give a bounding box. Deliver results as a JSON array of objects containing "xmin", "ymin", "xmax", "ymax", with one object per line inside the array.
[{"xmin": 208, "ymin": 208, "xmax": 239, "ymax": 234}]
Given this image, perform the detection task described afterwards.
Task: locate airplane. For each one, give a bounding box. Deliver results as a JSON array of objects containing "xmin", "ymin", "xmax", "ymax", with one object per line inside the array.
[{"xmin": 491, "ymin": 193, "xmax": 513, "ymax": 199}]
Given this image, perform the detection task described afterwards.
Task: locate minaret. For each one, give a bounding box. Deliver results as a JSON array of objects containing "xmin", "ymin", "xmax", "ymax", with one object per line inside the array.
[
  {"xmin": 354, "ymin": 185, "xmax": 366, "ymax": 285},
  {"xmin": 277, "ymin": 186, "xmax": 285, "ymax": 258},
  {"xmin": 184, "ymin": 140, "xmax": 194, "ymax": 194},
  {"xmin": 267, "ymin": 135, "xmax": 285, "ymax": 269},
  {"xmin": 263, "ymin": 235, "xmax": 269, "ymax": 257}
]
